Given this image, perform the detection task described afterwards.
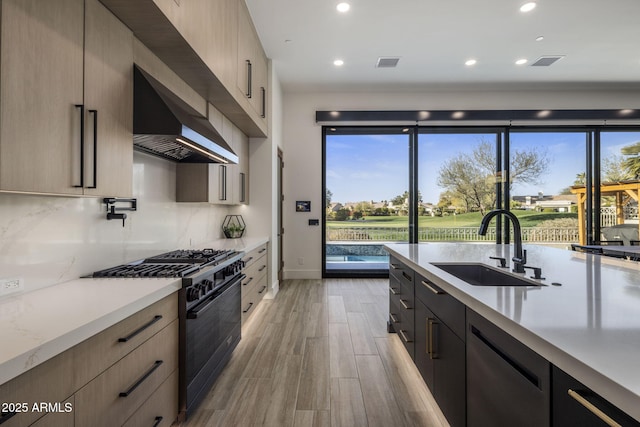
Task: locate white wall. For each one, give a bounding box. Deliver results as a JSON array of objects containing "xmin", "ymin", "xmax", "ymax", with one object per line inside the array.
[
  {"xmin": 0, "ymin": 151, "xmax": 233, "ymax": 294},
  {"xmin": 282, "ymin": 88, "xmax": 640, "ymax": 279}
]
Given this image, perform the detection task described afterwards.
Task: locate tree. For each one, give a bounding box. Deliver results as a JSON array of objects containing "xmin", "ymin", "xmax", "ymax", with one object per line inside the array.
[
  {"xmin": 602, "ymin": 154, "xmax": 635, "ymax": 182},
  {"xmin": 620, "ymin": 141, "xmax": 640, "ymax": 179},
  {"xmin": 326, "ymin": 188, "xmax": 333, "ymax": 207},
  {"xmin": 334, "ymin": 208, "xmax": 350, "ymax": 221},
  {"xmin": 437, "ymin": 140, "xmax": 549, "ymax": 215}
]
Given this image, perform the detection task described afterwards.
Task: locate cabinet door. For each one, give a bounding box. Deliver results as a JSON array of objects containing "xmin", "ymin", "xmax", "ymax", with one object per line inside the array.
[
  {"xmin": 0, "ymin": 0, "xmax": 84, "ymax": 195},
  {"xmin": 414, "ymin": 299, "xmax": 435, "ymax": 389},
  {"xmin": 232, "ymin": 125, "xmax": 249, "ymax": 204},
  {"xmin": 83, "ymin": 0, "xmax": 133, "ymax": 197},
  {"xmin": 209, "ymin": 164, "xmax": 234, "ymax": 205},
  {"xmin": 433, "ymin": 319, "xmax": 466, "ymax": 427},
  {"xmin": 552, "ymin": 365, "xmax": 640, "ymax": 427},
  {"xmin": 236, "ymin": 0, "xmax": 267, "ymax": 122},
  {"xmin": 415, "ymin": 299, "xmax": 466, "ymax": 427}
]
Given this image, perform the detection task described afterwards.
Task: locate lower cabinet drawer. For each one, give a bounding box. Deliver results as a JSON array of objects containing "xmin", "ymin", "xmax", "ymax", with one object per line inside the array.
[
  {"xmin": 122, "ymin": 370, "xmax": 178, "ymax": 427},
  {"xmin": 241, "ymin": 270, "xmax": 267, "ymax": 323},
  {"xmin": 0, "ymin": 350, "xmax": 75, "ymax": 427},
  {"xmin": 74, "ymin": 320, "xmax": 178, "ymax": 427}
]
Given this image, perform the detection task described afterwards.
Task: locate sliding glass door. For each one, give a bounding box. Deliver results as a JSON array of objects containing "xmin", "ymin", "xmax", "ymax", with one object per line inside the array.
[
  {"xmin": 323, "ymin": 127, "xmax": 409, "ymax": 277},
  {"xmin": 322, "ymin": 124, "xmax": 640, "ymax": 277}
]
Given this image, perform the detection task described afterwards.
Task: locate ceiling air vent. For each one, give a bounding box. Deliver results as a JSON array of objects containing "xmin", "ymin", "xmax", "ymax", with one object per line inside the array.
[
  {"xmin": 376, "ymin": 57, "xmax": 400, "ymax": 68},
  {"xmin": 531, "ymin": 55, "xmax": 565, "ymax": 67}
]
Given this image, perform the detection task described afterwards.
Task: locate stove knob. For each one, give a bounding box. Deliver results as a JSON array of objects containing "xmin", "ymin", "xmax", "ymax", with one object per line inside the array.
[
  {"xmin": 202, "ymin": 279, "xmax": 213, "ymax": 292},
  {"xmin": 187, "ymin": 287, "xmax": 201, "ymax": 302}
]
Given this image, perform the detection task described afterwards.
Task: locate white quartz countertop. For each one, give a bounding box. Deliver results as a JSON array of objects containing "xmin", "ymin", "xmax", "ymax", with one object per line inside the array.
[
  {"xmin": 384, "ymin": 242, "xmax": 640, "ymax": 422},
  {"xmin": 0, "ymin": 236, "xmax": 269, "ymax": 386},
  {"xmin": 198, "ymin": 236, "xmax": 269, "ymax": 254},
  {"xmin": 0, "ymin": 277, "xmax": 182, "ymax": 385}
]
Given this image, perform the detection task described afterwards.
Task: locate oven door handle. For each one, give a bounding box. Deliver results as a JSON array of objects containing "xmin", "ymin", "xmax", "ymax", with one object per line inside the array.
[{"xmin": 187, "ymin": 274, "xmax": 245, "ymax": 319}]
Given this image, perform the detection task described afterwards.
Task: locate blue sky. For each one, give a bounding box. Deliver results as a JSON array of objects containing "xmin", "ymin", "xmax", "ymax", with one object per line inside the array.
[{"xmin": 326, "ymin": 131, "xmax": 640, "ymax": 205}]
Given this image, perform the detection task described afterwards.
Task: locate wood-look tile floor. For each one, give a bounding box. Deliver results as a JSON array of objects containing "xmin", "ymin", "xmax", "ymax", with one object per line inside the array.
[{"xmin": 181, "ymin": 279, "xmax": 449, "ymax": 427}]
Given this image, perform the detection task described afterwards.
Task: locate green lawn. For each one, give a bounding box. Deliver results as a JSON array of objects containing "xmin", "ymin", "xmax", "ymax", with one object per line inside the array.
[{"xmin": 327, "ymin": 211, "xmax": 577, "ymax": 228}]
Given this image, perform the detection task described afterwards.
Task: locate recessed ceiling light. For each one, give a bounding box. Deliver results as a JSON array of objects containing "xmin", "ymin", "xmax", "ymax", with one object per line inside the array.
[
  {"xmin": 452, "ymin": 111, "xmax": 465, "ymax": 119},
  {"xmin": 537, "ymin": 110, "xmax": 552, "ymax": 118},
  {"xmin": 515, "ymin": 58, "xmax": 528, "ymax": 65},
  {"xmin": 333, "ymin": 59, "xmax": 344, "ymax": 66},
  {"xmin": 465, "ymin": 59, "xmax": 477, "ymax": 66},
  {"xmin": 535, "ymin": 36, "xmax": 544, "ymax": 42},
  {"xmin": 520, "ymin": 2, "xmax": 536, "ymax": 12},
  {"xmin": 620, "ymin": 109, "xmax": 634, "ymax": 116},
  {"xmin": 336, "ymin": 2, "xmax": 350, "ymax": 12}
]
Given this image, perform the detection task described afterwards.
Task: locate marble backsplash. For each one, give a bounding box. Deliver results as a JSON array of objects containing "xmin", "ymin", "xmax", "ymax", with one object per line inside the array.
[{"xmin": 0, "ymin": 151, "xmax": 236, "ymax": 294}]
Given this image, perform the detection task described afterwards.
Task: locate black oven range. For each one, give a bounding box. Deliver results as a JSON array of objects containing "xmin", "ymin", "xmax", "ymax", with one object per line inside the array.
[{"xmin": 91, "ymin": 248, "xmax": 245, "ymax": 420}]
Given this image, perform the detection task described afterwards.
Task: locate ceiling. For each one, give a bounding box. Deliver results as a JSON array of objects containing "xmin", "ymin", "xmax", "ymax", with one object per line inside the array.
[{"xmin": 245, "ymin": 0, "xmax": 640, "ymax": 93}]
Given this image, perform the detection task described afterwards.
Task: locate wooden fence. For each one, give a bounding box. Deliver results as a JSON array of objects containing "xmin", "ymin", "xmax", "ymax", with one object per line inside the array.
[{"xmin": 326, "ymin": 226, "xmax": 580, "ymax": 243}]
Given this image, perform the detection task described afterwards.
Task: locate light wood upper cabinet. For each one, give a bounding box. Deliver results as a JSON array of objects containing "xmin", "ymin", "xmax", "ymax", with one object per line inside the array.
[
  {"xmin": 0, "ymin": 0, "xmax": 133, "ymax": 197},
  {"xmin": 153, "ymin": 0, "xmax": 238, "ymax": 90},
  {"xmin": 236, "ymin": 0, "xmax": 268, "ymax": 122},
  {"xmin": 83, "ymin": 0, "xmax": 133, "ymax": 197},
  {"xmin": 0, "ymin": 0, "xmax": 85, "ymax": 195}
]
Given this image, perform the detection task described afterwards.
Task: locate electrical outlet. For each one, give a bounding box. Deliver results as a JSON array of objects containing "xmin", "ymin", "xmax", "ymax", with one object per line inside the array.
[{"xmin": 0, "ymin": 278, "xmax": 24, "ymax": 296}]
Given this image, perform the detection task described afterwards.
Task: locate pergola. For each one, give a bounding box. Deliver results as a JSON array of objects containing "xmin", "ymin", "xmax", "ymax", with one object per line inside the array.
[{"xmin": 570, "ymin": 181, "xmax": 640, "ymax": 244}]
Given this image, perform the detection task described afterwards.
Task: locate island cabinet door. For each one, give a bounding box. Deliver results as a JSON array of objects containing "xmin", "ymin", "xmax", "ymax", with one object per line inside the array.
[
  {"xmin": 415, "ymin": 298, "xmax": 466, "ymax": 427},
  {"xmin": 552, "ymin": 366, "xmax": 640, "ymax": 427},
  {"xmin": 467, "ymin": 308, "xmax": 550, "ymax": 427}
]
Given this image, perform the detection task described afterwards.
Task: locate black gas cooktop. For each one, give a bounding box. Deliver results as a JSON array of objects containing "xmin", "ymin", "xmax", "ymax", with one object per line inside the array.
[{"xmin": 91, "ymin": 249, "xmax": 238, "ymax": 278}]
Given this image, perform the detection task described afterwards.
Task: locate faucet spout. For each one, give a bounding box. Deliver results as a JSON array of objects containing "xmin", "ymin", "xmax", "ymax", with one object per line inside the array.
[{"xmin": 478, "ymin": 209, "xmax": 526, "ymax": 273}]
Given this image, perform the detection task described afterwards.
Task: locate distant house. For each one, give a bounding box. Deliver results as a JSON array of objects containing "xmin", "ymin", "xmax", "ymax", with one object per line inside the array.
[
  {"xmin": 535, "ymin": 194, "xmax": 577, "ymax": 212},
  {"xmin": 328, "ymin": 202, "xmax": 343, "ymax": 212},
  {"xmin": 512, "ymin": 193, "xmax": 576, "ymax": 212}
]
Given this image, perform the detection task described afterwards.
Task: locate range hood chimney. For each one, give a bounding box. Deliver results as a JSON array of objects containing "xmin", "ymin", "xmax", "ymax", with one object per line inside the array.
[{"xmin": 133, "ymin": 66, "xmax": 238, "ymax": 164}]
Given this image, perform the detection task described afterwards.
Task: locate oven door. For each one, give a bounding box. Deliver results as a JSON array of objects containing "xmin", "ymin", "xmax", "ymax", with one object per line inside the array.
[{"xmin": 185, "ymin": 274, "xmax": 244, "ymax": 415}]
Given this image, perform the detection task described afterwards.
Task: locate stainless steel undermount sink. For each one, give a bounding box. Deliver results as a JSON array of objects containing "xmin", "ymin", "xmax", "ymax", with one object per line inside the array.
[{"xmin": 431, "ymin": 262, "xmax": 543, "ymax": 287}]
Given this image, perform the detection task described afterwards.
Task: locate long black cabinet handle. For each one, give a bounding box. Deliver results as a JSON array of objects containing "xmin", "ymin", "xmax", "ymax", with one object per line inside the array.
[
  {"xmin": 74, "ymin": 104, "xmax": 85, "ymax": 188},
  {"xmin": 471, "ymin": 325, "xmax": 540, "ymax": 388},
  {"xmin": 87, "ymin": 109, "xmax": 97, "ymax": 189},
  {"xmin": 258, "ymin": 285, "xmax": 267, "ymax": 294},
  {"xmin": 243, "ymin": 302, "xmax": 254, "ymax": 313},
  {"xmin": 243, "ymin": 276, "xmax": 254, "ymax": 286},
  {"xmin": 244, "ymin": 256, "xmax": 254, "ymax": 263},
  {"xmin": 118, "ymin": 315, "xmax": 162, "ymax": 343},
  {"xmin": 402, "ymin": 271, "xmax": 412, "ymax": 282},
  {"xmin": 258, "ymin": 265, "xmax": 266, "ymax": 272},
  {"xmin": 152, "ymin": 416, "xmax": 163, "ymax": 427},
  {"xmin": 246, "ymin": 60, "xmax": 252, "ymax": 98},
  {"xmin": 219, "ymin": 165, "xmax": 227, "ymax": 201},
  {"xmin": 0, "ymin": 411, "xmax": 17, "ymax": 425},
  {"xmin": 258, "ymin": 247, "xmax": 266, "ymax": 254},
  {"xmin": 260, "ymin": 86, "xmax": 266, "ymax": 118},
  {"xmin": 567, "ymin": 389, "xmax": 621, "ymax": 427},
  {"xmin": 119, "ymin": 360, "xmax": 163, "ymax": 397}
]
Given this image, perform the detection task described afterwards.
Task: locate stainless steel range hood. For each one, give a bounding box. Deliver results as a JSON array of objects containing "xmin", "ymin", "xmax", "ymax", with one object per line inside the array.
[{"xmin": 133, "ymin": 66, "xmax": 238, "ymax": 164}]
